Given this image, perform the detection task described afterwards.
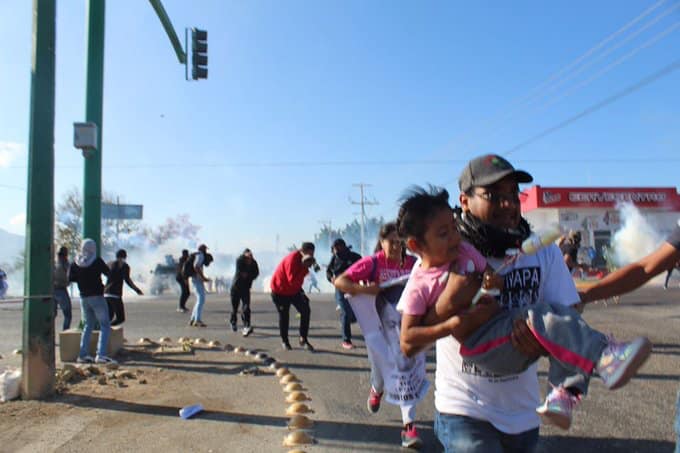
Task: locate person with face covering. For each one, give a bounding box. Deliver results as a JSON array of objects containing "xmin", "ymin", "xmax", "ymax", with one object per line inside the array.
[
  {"xmin": 230, "ymin": 248, "xmax": 260, "ymax": 336},
  {"xmin": 69, "ymin": 239, "xmax": 116, "ymax": 364},
  {"xmin": 104, "ymin": 249, "xmax": 143, "ymax": 326},
  {"xmin": 400, "ymin": 154, "xmax": 581, "ymax": 453}
]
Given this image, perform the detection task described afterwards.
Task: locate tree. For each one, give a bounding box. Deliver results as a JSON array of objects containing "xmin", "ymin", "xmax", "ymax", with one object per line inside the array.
[
  {"xmin": 54, "ymin": 188, "xmax": 201, "ymax": 257},
  {"xmin": 313, "ymin": 216, "xmax": 385, "ymax": 256}
]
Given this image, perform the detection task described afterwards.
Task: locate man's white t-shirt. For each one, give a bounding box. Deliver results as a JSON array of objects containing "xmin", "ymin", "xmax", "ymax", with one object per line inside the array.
[{"xmin": 424, "ymin": 244, "xmax": 578, "ymax": 434}]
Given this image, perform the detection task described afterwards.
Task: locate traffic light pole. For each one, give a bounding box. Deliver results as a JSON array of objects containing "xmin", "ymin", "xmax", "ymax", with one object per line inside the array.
[
  {"xmin": 22, "ymin": 0, "xmax": 57, "ymax": 399},
  {"xmin": 83, "ymin": 0, "xmax": 105, "ymax": 253}
]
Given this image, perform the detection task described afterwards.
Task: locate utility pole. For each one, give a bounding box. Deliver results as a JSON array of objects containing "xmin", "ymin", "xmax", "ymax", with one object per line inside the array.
[
  {"xmin": 22, "ymin": 0, "xmax": 56, "ymax": 399},
  {"xmin": 350, "ymin": 184, "xmax": 378, "ymax": 256},
  {"xmin": 82, "ymin": 0, "xmax": 105, "ymax": 254}
]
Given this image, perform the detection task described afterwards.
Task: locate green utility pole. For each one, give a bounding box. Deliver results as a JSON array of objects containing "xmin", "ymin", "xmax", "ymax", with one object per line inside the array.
[
  {"xmin": 83, "ymin": 0, "xmax": 105, "ymax": 253},
  {"xmin": 22, "ymin": 0, "xmax": 57, "ymax": 399}
]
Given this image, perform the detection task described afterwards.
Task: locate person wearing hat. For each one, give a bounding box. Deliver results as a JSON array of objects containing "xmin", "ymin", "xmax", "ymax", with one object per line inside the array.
[
  {"xmin": 189, "ymin": 244, "xmax": 211, "ymax": 327},
  {"xmin": 400, "ymin": 154, "xmax": 580, "ymax": 452},
  {"xmin": 53, "ymin": 246, "xmax": 73, "ymax": 330},
  {"xmin": 104, "ymin": 249, "xmax": 143, "ymax": 326},
  {"xmin": 230, "ymin": 248, "xmax": 260, "ymax": 336},
  {"xmin": 270, "ymin": 242, "xmax": 317, "ymax": 351},
  {"xmin": 326, "ymin": 238, "xmax": 362, "ymax": 349}
]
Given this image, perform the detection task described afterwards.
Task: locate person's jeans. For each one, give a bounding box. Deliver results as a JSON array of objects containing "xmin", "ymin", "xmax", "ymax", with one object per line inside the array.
[
  {"xmin": 271, "ymin": 292, "xmax": 311, "ymax": 343},
  {"xmin": 176, "ymin": 276, "xmax": 190, "ymax": 309},
  {"xmin": 191, "ymin": 278, "xmax": 206, "ymax": 321},
  {"xmin": 106, "ymin": 296, "xmax": 125, "ymax": 326},
  {"xmin": 435, "ymin": 411, "xmax": 539, "ymax": 453},
  {"xmin": 230, "ymin": 288, "xmax": 251, "ymax": 327},
  {"xmin": 335, "ymin": 289, "xmax": 356, "ymax": 342},
  {"xmin": 675, "ymin": 389, "xmax": 680, "ymax": 453},
  {"xmin": 79, "ymin": 295, "xmax": 111, "ymax": 359},
  {"xmin": 53, "ymin": 288, "xmax": 72, "ymax": 330}
]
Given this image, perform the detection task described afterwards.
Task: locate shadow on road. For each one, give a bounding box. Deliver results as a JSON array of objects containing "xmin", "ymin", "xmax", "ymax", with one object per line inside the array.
[{"xmin": 537, "ymin": 435, "xmax": 675, "ymax": 453}]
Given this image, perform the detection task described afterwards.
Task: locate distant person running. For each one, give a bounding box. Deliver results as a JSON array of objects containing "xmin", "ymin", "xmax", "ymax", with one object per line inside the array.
[
  {"xmin": 104, "ymin": 249, "xmax": 143, "ymax": 326},
  {"xmin": 187, "ymin": 244, "xmax": 211, "ymax": 327},
  {"xmin": 270, "ymin": 242, "xmax": 317, "ymax": 351},
  {"xmin": 69, "ymin": 239, "xmax": 116, "ymax": 364},
  {"xmin": 326, "ymin": 238, "xmax": 362, "ymax": 349},
  {"xmin": 176, "ymin": 249, "xmax": 190, "ymax": 313},
  {"xmin": 334, "ymin": 223, "xmax": 421, "ymax": 449},
  {"xmin": 230, "ymin": 248, "xmax": 260, "ymax": 336},
  {"xmin": 396, "ymin": 186, "xmax": 652, "ymax": 430},
  {"xmin": 0, "ymin": 267, "xmax": 7, "ymax": 299},
  {"xmin": 53, "ymin": 246, "xmax": 73, "ymax": 330}
]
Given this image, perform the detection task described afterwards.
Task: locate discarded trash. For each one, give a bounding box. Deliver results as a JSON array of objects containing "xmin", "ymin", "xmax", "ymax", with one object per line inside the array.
[
  {"xmin": 287, "ymin": 414, "xmax": 314, "ymax": 430},
  {"xmin": 0, "ymin": 367, "xmax": 21, "ymax": 402},
  {"xmin": 283, "ymin": 430, "xmax": 314, "ymax": 446},
  {"xmin": 285, "ymin": 403, "xmax": 313, "ymax": 415},
  {"xmin": 179, "ymin": 404, "xmax": 204, "ymax": 419}
]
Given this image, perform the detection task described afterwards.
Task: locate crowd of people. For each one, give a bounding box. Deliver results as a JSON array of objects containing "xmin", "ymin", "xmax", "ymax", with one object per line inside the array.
[{"xmin": 47, "ymin": 152, "xmax": 679, "ymax": 452}]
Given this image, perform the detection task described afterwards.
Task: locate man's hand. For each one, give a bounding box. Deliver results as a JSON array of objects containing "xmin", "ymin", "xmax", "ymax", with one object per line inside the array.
[
  {"xmin": 449, "ymin": 296, "xmax": 500, "ymax": 342},
  {"xmin": 136, "ymin": 289, "xmax": 144, "ymax": 296},
  {"xmin": 510, "ymin": 319, "xmax": 546, "ymax": 358}
]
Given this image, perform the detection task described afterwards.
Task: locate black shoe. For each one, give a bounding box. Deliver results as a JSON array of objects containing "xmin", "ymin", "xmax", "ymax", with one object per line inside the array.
[
  {"xmin": 229, "ymin": 321, "xmax": 237, "ymax": 332},
  {"xmin": 299, "ymin": 338, "xmax": 315, "ymax": 352},
  {"xmin": 282, "ymin": 341, "xmax": 292, "ymax": 351}
]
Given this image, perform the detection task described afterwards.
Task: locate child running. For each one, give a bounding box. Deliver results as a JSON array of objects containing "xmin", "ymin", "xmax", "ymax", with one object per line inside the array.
[{"xmin": 397, "ymin": 186, "xmax": 652, "ymax": 429}]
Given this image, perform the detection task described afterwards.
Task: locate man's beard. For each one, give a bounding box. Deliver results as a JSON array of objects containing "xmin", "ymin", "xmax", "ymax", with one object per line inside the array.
[{"xmin": 454, "ymin": 207, "xmax": 531, "ymax": 258}]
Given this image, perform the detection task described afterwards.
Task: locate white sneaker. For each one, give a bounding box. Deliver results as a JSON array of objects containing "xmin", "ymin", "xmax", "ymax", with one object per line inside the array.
[
  {"xmin": 95, "ymin": 355, "xmax": 118, "ymax": 365},
  {"xmin": 242, "ymin": 326, "xmax": 253, "ymax": 337},
  {"xmin": 77, "ymin": 355, "xmax": 94, "ymax": 364}
]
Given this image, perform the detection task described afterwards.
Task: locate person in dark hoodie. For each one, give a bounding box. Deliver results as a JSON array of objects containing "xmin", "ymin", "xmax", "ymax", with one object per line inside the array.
[
  {"xmin": 176, "ymin": 249, "xmax": 191, "ymax": 313},
  {"xmin": 69, "ymin": 238, "xmax": 115, "ymax": 364},
  {"xmin": 326, "ymin": 238, "xmax": 362, "ymax": 349},
  {"xmin": 230, "ymin": 248, "xmax": 260, "ymax": 336},
  {"xmin": 53, "ymin": 246, "xmax": 73, "ymax": 331},
  {"xmin": 104, "ymin": 249, "xmax": 143, "ymax": 326}
]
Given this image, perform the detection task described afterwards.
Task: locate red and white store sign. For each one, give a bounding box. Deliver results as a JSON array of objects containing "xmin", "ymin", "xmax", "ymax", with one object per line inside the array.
[{"xmin": 522, "ymin": 186, "xmax": 680, "ymax": 211}]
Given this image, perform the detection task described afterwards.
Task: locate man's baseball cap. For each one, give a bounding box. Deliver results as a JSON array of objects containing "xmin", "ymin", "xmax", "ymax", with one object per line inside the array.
[
  {"xmin": 198, "ymin": 244, "xmax": 208, "ymax": 252},
  {"xmin": 458, "ymin": 154, "xmax": 533, "ymax": 193}
]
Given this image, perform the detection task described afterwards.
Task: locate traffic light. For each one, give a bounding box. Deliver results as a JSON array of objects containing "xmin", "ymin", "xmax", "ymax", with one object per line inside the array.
[{"xmin": 191, "ymin": 28, "xmax": 208, "ymax": 80}]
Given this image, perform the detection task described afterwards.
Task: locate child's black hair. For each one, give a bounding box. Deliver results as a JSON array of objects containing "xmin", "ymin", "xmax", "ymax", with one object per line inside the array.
[{"xmin": 396, "ymin": 185, "xmax": 452, "ymax": 243}]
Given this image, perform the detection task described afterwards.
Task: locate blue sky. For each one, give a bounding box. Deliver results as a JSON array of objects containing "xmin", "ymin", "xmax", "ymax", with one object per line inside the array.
[{"xmin": 1, "ymin": 0, "xmax": 678, "ymax": 254}]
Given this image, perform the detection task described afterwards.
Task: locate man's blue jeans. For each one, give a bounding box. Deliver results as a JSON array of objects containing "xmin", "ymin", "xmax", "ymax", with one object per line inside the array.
[
  {"xmin": 435, "ymin": 411, "xmax": 539, "ymax": 453},
  {"xmin": 335, "ymin": 289, "xmax": 356, "ymax": 342},
  {"xmin": 191, "ymin": 278, "xmax": 206, "ymax": 322},
  {"xmin": 79, "ymin": 295, "xmax": 111, "ymax": 359},
  {"xmin": 53, "ymin": 288, "xmax": 72, "ymax": 331}
]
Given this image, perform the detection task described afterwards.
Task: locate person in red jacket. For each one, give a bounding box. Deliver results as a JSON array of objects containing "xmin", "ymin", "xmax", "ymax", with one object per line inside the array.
[{"xmin": 270, "ymin": 242, "xmax": 318, "ymax": 351}]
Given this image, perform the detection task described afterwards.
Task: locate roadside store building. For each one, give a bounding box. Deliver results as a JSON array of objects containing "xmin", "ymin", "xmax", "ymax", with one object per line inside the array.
[{"xmin": 520, "ymin": 186, "xmax": 680, "ymax": 268}]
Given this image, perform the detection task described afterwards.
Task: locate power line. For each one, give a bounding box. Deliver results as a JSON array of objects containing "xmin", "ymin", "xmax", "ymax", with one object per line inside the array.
[
  {"xmin": 503, "ymin": 59, "xmax": 680, "ymax": 156},
  {"xmin": 426, "ymin": 0, "xmax": 675, "ymax": 160}
]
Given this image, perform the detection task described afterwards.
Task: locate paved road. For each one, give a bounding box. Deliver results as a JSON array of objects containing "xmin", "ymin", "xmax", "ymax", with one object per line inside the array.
[{"xmin": 0, "ymin": 286, "xmax": 678, "ymax": 452}]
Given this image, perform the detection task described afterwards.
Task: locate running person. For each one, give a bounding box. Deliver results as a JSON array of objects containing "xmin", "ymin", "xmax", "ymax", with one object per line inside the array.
[
  {"xmin": 104, "ymin": 249, "xmax": 143, "ymax": 326},
  {"xmin": 334, "ymin": 222, "xmax": 421, "ymax": 448}
]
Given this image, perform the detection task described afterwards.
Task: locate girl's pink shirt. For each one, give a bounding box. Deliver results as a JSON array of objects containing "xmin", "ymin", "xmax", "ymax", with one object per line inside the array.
[{"xmin": 343, "ymin": 249, "xmax": 416, "ymax": 285}]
